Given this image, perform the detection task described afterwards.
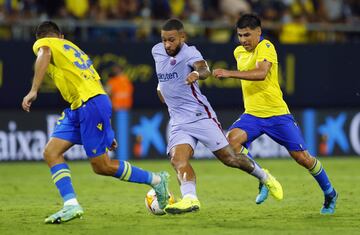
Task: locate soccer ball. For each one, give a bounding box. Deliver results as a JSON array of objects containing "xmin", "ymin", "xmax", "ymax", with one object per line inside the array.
[{"xmin": 145, "ymin": 188, "xmax": 176, "ymax": 215}]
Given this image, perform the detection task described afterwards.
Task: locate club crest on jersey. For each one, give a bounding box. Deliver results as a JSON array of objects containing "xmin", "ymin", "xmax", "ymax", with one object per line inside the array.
[{"xmin": 170, "ymin": 57, "xmax": 176, "ymax": 65}]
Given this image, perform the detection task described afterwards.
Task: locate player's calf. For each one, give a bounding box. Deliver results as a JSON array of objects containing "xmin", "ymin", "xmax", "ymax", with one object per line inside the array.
[
  {"xmin": 90, "ymin": 154, "xmax": 118, "ymax": 176},
  {"xmin": 214, "ymin": 146, "xmax": 254, "ymax": 173}
]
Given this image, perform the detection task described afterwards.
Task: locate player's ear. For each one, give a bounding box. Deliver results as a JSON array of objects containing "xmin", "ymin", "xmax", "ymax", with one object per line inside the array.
[
  {"xmin": 179, "ymin": 31, "xmax": 186, "ymax": 42},
  {"xmin": 256, "ymin": 27, "xmax": 261, "ymax": 37}
]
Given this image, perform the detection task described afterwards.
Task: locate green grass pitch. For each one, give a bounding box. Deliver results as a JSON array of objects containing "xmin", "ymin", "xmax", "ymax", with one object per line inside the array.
[{"xmin": 0, "ymin": 157, "xmax": 359, "ymax": 235}]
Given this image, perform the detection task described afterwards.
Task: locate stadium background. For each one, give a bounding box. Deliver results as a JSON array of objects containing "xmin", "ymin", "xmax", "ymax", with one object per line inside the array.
[
  {"xmin": 0, "ymin": 1, "xmax": 360, "ymax": 234},
  {"xmin": 0, "ymin": 0, "xmax": 359, "ymax": 161}
]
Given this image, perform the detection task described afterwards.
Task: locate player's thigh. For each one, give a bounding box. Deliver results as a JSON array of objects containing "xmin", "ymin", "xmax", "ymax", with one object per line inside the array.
[
  {"xmin": 169, "ymin": 144, "xmax": 194, "ymax": 163},
  {"xmin": 228, "ymin": 114, "xmax": 262, "ymax": 146},
  {"xmin": 51, "ymin": 108, "xmax": 82, "ymax": 145},
  {"xmin": 265, "ymin": 114, "xmax": 307, "ymax": 151},
  {"xmin": 44, "ymin": 137, "xmax": 74, "ymax": 166},
  {"xmin": 79, "ymin": 95, "xmax": 115, "ymax": 157},
  {"xmin": 187, "ymin": 118, "xmax": 229, "ymax": 152},
  {"xmin": 167, "ymin": 124, "xmax": 197, "ymax": 156}
]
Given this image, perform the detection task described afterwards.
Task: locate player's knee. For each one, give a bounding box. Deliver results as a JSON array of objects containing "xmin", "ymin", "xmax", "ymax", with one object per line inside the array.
[
  {"xmin": 43, "ymin": 147, "xmax": 59, "ymax": 162},
  {"xmin": 227, "ymin": 135, "xmax": 237, "ymax": 148},
  {"xmin": 292, "ymin": 151, "xmax": 313, "ymax": 169},
  {"xmin": 91, "ymin": 161, "xmax": 112, "ymax": 176},
  {"xmin": 227, "ymin": 136, "xmax": 243, "ymax": 153},
  {"xmin": 43, "ymin": 148, "xmax": 50, "ymax": 160},
  {"xmin": 170, "ymin": 155, "xmax": 187, "ymax": 169}
]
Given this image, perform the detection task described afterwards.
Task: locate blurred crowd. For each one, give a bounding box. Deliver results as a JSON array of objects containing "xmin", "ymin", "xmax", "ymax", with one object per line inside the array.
[{"xmin": 0, "ymin": 0, "xmax": 359, "ymax": 43}]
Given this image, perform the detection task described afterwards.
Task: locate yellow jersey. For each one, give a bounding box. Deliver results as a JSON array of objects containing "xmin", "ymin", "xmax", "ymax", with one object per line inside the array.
[
  {"xmin": 234, "ymin": 39, "xmax": 290, "ymax": 117},
  {"xmin": 33, "ymin": 37, "xmax": 106, "ymax": 110}
]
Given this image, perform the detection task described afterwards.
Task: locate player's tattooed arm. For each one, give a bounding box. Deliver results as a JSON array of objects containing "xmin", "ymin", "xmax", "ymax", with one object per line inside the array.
[
  {"xmin": 213, "ymin": 60, "xmax": 272, "ymax": 81},
  {"xmin": 186, "ymin": 60, "xmax": 211, "ymax": 84},
  {"xmin": 194, "ymin": 60, "xmax": 211, "ymax": 79},
  {"xmin": 22, "ymin": 46, "xmax": 51, "ymax": 112}
]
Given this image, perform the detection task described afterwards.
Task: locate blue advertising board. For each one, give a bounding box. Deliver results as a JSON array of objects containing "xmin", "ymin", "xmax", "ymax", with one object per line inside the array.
[{"xmin": 0, "ymin": 109, "xmax": 359, "ymax": 161}]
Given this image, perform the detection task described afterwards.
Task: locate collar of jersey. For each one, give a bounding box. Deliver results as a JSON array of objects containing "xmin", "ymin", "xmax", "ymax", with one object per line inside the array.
[{"xmin": 259, "ymin": 35, "xmax": 264, "ymax": 42}]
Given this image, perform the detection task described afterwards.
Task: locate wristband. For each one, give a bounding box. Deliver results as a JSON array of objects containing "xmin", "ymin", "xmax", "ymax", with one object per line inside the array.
[{"xmin": 192, "ymin": 71, "xmax": 199, "ymax": 76}]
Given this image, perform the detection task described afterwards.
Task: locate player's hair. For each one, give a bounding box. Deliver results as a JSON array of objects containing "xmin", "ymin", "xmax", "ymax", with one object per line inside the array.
[
  {"xmin": 161, "ymin": 18, "xmax": 184, "ymax": 31},
  {"xmin": 236, "ymin": 14, "xmax": 261, "ymax": 29},
  {"xmin": 35, "ymin": 21, "xmax": 62, "ymax": 39}
]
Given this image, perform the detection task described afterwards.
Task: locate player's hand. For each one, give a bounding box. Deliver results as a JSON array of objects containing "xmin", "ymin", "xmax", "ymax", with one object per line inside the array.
[
  {"xmin": 22, "ymin": 90, "xmax": 38, "ymax": 112},
  {"xmin": 185, "ymin": 71, "xmax": 199, "ymax": 85},
  {"xmin": 109, "ymin": 139, "xmax": 118, "ymax": 151},
  {"xmin": 212, "ymin": 69, "xmax": 228, "ymax": 79}
]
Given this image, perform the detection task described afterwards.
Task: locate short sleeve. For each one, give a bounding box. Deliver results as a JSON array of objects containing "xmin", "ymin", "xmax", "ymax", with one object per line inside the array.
[
  {"xmin": 233, "ymin": 46, "xmax": 241, "ymax": 62},
  {"xmin": 256, "ymin": 40, "xmax": 277, "ymax": 64},
  {"xmin": 32, "ymin": 38, "xmax": 52, "ymax": 56},
  {"xmin": 151, "ymin": 43, "xmax": 159, "ymax": 57},
  {"xmin": 151, "ymin": 43, "xmax": 166, "ymax": 62},
  {"xmin": 185, "ymin": 46, "xmax": 204, "ymax": 68}
]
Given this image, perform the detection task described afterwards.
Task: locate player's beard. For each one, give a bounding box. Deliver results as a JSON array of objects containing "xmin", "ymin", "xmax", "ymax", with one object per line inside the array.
[
  {"xmin": 242, "ymin": 42, "xmax": 252, "ymax": 51},
  {"xmin": 166, "ymin": 44, "xmax": 181, "ymax": 57}
]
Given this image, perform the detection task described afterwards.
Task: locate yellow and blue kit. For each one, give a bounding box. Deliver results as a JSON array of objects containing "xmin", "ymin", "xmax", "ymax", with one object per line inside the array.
[
  {"xmin": 230, "ymin": 37, "xmax": 305, "ymax": 151},
  {"xmin": 229, "ymin": 37, "xmax": 336, "ymax": 200},
  {"xmin": 33, "ymin": 37, "xmax": 112, "ymax": 157}
]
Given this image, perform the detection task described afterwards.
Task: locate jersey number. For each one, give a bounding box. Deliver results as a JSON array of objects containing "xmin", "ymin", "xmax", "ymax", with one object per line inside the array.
[{"xmin": 63, "ymin": 44, "xmax": 94, "ymax": 71}]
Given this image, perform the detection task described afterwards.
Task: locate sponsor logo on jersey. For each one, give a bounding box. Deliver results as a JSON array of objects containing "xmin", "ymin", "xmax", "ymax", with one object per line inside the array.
[{"xmin": 157, "ymin": 72, "xmax": 178, "ymax": 82}]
